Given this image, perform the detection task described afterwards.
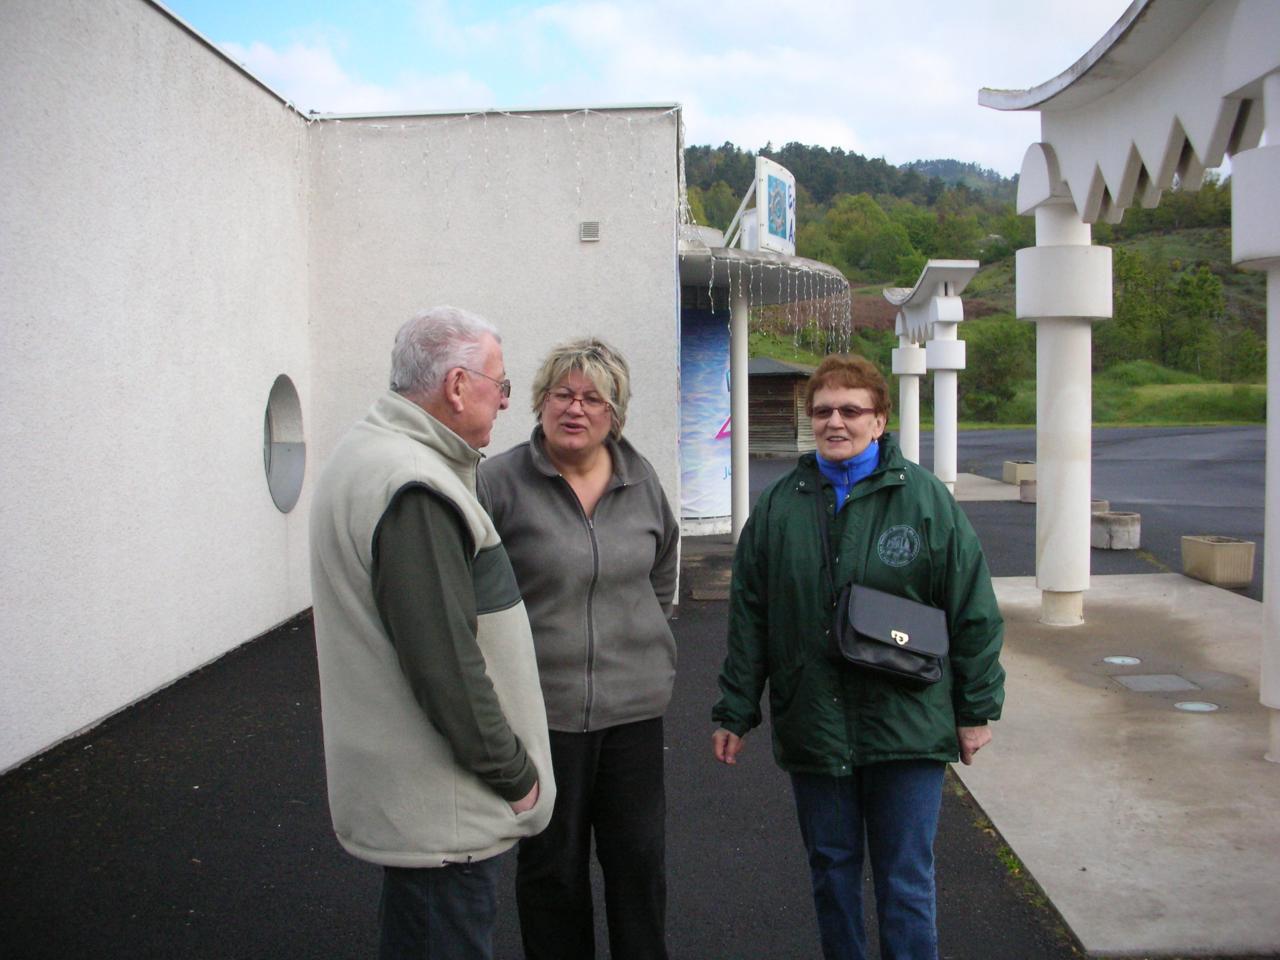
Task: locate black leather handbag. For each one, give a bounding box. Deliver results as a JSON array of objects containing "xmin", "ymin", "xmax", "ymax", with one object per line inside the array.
[
  {"xmin": 833, "ymin": 583, "xmax": 949, "ymax": 686},
  {"xmin": 816, "ymin": 494, "xmax": 949, "ymax": 687}
]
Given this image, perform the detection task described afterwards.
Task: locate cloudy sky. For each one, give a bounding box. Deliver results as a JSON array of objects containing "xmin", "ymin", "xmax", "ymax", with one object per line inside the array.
[{"xmin": 164, "ymin": 0, "xmax": 1132, "ymax": 177}]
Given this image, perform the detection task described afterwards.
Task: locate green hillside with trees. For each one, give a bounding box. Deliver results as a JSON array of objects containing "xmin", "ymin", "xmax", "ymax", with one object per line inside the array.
[{"xmin": 686, "ymin": 142, "xmax": 1266, "ymax": 425}]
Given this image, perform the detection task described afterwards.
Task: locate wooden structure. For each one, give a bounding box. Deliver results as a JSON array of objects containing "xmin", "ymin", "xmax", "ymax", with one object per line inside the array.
[{"xmin": 747, "ymin": 357, "xmax": 815, "ymax": 456}]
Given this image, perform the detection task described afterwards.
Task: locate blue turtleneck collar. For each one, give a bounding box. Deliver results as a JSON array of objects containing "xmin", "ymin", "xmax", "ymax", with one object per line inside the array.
[{"xmin": 816, "ymin": 440, "xmax": 880, "ymax": 512}]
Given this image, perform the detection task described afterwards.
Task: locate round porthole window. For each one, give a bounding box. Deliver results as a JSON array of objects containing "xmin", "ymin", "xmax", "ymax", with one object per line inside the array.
[{"xmin": 263, "ymin": 374, "xmax": 305, "ymax": 513}]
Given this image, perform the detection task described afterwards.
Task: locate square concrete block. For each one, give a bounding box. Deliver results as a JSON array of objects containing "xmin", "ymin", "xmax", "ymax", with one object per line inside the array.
[
  {"xmin": 1091, "ymin": 511, "xmax": 1141, "ymax": 550},
  {"xmin": 1003, "ymin": 460, "xmax": 1035, "ymax": 484},
  {"xmin": 1181, "ymin": 535, "xmax": 1256, "ymax": 589}
]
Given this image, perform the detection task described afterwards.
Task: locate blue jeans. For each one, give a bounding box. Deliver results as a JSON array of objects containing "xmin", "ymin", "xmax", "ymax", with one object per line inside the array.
[
  {"xmin": 790, "ymin": 761, "xmax": 945, "ymax": 960},
  {"xmin": 378, "ymin": 855, "xmax": 503, "ymax": 960}
]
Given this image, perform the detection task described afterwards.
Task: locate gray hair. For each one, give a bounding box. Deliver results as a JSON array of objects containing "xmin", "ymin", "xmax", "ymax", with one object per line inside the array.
[
  {"xmin": 390, "ymin": 306, "xmax": 500, "ymax": 398},
  {"xmin": 531, "ymin": 337, "xmax": 631, "ymax": 439}
]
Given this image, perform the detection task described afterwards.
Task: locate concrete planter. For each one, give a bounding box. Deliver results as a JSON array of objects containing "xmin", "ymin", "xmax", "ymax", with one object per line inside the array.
[
  {"xmin": 1019, "ymin": 479, "xmax": 1036, "ymax": 503},
  {"xmin": 1091, "ymin": 511, "xmax": 1141, "ymax": 550},
  {"xmin": 1003, "ymin": 460, "xmax": 1036, "ymax": 484},
  {"xmin": 1181, "ymin": 535, "xmax": 1256, "ymax": 588},
  {"xmin": 1091, "ymin": 499, "xmax": 1110, "ymax": 513}
]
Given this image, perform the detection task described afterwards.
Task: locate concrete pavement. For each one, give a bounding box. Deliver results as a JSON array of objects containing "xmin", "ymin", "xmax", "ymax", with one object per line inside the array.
[
  {"xmin": 958, "ymin": 573, "xmax": 1279, "ymax": 957},
  {"xmin": 953, "ymin": 471, "xmax": 1279, "ymax": 956},
  {"xmin": 953, "ymin": 472, "xmax": 1021, "ymax": 503}
]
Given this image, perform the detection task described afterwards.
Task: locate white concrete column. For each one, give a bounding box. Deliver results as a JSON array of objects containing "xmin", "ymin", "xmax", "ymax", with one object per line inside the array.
[
  {"xmin": 925, "ymin": 291, "xmax": 966, "ymax": 493},
  {"xmin": 1015, "ymin": 143, "xmax": 1112, "ymax": 626},
  {"xmin": 1034, "ymin": 312, "xmax": 1094, "ymax": 624},
  {"xmin": 892, "ymin": 314, "xmax": 925, "ymax": 464},
  {"xmin": 730, "ymin": 286, "xmax": 750, "ymax": 543},
  {"xmin": 1265, "ymin": 267, "xmax": 1280, "ymax": 762},
  {"xmin": 1230, "ymin": 70, "xmax": 1280, "ymax": 761}
]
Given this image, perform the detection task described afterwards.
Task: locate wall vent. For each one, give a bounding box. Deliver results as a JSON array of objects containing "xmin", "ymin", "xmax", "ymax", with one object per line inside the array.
[{"xmin": 579, "ymin": 220, "xmax": 601, "ymax": 242}]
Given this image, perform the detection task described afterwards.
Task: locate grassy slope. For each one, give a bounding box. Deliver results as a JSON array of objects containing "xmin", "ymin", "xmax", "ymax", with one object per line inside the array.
[
  {"xmin": 748, "ymin": 226, "xmax": 1267, "ymax": 427},
  {"xmin": 1120, "ymin": 227, "xmax": 1267, "ymax": 332},
  {"xmin": 962, "ymin": 226, "xmax": 1266, "ymax": 333},
  {"xmin": 748, "ymin": 331, "xmax": 826, "ymax": 368}
]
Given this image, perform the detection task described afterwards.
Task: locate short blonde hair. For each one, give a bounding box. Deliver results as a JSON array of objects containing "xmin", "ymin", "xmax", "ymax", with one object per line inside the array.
[{"xmin": 531, "ymin": 337, "xmax": 631, "ymax": 439}]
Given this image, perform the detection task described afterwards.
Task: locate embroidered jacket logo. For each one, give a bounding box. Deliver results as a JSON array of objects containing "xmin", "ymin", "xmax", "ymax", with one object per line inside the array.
[{"xmin": 877, "ymin": 525, "xmax": 921, "ymax": 567}]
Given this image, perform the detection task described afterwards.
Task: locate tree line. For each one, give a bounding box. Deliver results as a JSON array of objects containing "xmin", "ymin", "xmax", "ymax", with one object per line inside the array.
[
  {"xmin": 685, "ymin": 141, "xmax": 1264, "ymax": 419},
  {"xmin": 687, "ymin": 143, "xmax": 1038, "ymax": 286}
]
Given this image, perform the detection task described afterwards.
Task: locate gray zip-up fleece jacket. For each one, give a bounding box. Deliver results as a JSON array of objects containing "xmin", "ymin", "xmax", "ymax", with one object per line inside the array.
[
  {"xmin": 478, "ymin": 427, "xmax": 679, "ymax": 732},
  {"xmin": 310, "ymin": 391, "xmax": 555, "ymax": 866}
]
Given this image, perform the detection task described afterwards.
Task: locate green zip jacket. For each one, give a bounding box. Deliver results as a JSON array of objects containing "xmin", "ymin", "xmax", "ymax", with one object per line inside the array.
[{"xmin": 712, "ymin": 435, "xmax": 1004, "ymax": 773}]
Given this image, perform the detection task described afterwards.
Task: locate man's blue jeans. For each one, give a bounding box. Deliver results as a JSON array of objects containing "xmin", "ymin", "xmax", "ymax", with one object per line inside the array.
[
  {"xmin": 378, "ymin": 855, "xmax": 504, "ymax": 960},
  {"xmin": 790, "ymin": 761, "xmax": 945, "ymax": 960}
]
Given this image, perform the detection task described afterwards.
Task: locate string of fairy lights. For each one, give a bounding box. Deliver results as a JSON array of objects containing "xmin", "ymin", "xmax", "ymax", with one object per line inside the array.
[{"xmin": 698, "ymin": 249, "xmax": 853, "ymax": 354}]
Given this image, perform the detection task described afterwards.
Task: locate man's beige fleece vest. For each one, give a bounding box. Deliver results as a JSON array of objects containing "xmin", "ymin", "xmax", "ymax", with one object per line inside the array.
[{"xmin": 309, "ymin": 390, "xmax": 555, "ymax": 867}]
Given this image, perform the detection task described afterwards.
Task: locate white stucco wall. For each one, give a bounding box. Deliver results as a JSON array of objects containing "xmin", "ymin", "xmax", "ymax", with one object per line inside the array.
[
  {"xmin": 306, "ymin": 108, "xmax": 682, "ymax": 500},
  {"xmin": 0, "ymin": 0, "xmax": 312, "ymax": 771},
  {"xmin": 0, "ymin": 1, "xmax": 681, "ymax": 773}
]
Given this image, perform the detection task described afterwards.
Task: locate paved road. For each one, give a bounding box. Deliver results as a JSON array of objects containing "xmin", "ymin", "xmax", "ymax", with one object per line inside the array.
[{"xmin": 753, "ymin": 426, "xmax": 1266, "ymax": 600}]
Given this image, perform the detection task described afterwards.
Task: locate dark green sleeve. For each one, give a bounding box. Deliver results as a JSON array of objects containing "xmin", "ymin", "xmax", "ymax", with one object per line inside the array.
[
  {"xmin": 371, "ymin": 484, "xmax": 536, "ymax": 802},
  {"xmin": 943, "ymin": 498, "xmax": 1006, "ymax": 726}
]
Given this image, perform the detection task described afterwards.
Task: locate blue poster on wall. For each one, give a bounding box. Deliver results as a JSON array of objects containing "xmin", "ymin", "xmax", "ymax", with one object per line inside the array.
[{"xmin": 680, "ymin": 308, "xmax": 731, "ymax": 521}]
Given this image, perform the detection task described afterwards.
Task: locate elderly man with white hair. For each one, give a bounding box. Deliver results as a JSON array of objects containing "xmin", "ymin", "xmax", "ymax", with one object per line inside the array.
[{"xmin": 309, "ymin": 306, "xmax": 555, "ymax": 960}]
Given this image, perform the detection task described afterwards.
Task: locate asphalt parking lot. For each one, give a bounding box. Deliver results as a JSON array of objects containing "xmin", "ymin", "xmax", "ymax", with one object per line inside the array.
[{"xmin": 754, "ymin": 425, "xmax": 1266, "ymax": 598}]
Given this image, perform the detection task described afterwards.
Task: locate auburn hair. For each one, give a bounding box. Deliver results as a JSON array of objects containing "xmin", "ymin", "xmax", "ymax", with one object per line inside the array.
[{"xmin": 804, "ymin": 354, "xmax": 892, "ymax": 418}]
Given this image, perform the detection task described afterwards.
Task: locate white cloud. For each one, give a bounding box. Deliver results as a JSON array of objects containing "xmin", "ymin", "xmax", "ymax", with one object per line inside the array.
[
  {"xmin": 218, "ymin": 0, "xmax": 1132, "ymax": 172},
  {"xmin": 410, "ymin": 0, "xmax": 503, "ymax": 54},
  {"xmin": 684, "ymin": 103, "xmax": 870, "ymax": 157},
  {"xmin": 219, "ymin": 40, "xmax": 494, "ymax": 114},
  {"xmin": 502, "ymin": 0, "xmax": 1126, "ymax": 172}
]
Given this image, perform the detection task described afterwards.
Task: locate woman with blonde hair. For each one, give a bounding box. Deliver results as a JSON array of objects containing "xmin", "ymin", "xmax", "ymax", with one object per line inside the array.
[{"xmin": 479, "ymin": 337, "xmax": 678, "ymax": 960}]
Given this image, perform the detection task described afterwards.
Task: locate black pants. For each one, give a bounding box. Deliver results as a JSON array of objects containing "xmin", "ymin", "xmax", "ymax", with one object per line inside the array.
[{"xmin": 516, "ymin": 717, "xmax": 668, "ymax": 960}]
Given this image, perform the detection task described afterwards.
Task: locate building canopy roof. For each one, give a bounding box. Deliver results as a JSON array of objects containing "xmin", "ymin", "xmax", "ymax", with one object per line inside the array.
[{"xmin": 979, "ymin": 0, "xmax": 1278, "ymax": 223}]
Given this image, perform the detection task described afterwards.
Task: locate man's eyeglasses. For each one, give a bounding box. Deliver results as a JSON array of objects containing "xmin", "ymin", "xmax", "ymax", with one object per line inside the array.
[
  {"xmin": 546, "ymin": 388, "xmax": 610, "ymax": 414},
  {"xmin": 461, "ymin": 367, "xmax": 511, "ymax": 398},
  {"xmin": 811, "ymin": 404, "xmax": 874, "ymax": 421}
]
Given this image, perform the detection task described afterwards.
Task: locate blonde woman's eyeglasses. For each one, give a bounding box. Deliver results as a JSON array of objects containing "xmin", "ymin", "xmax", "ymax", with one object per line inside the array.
[{"xmin": 547, "ymin": 388, "xmax": 609, "ymax": 414}]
